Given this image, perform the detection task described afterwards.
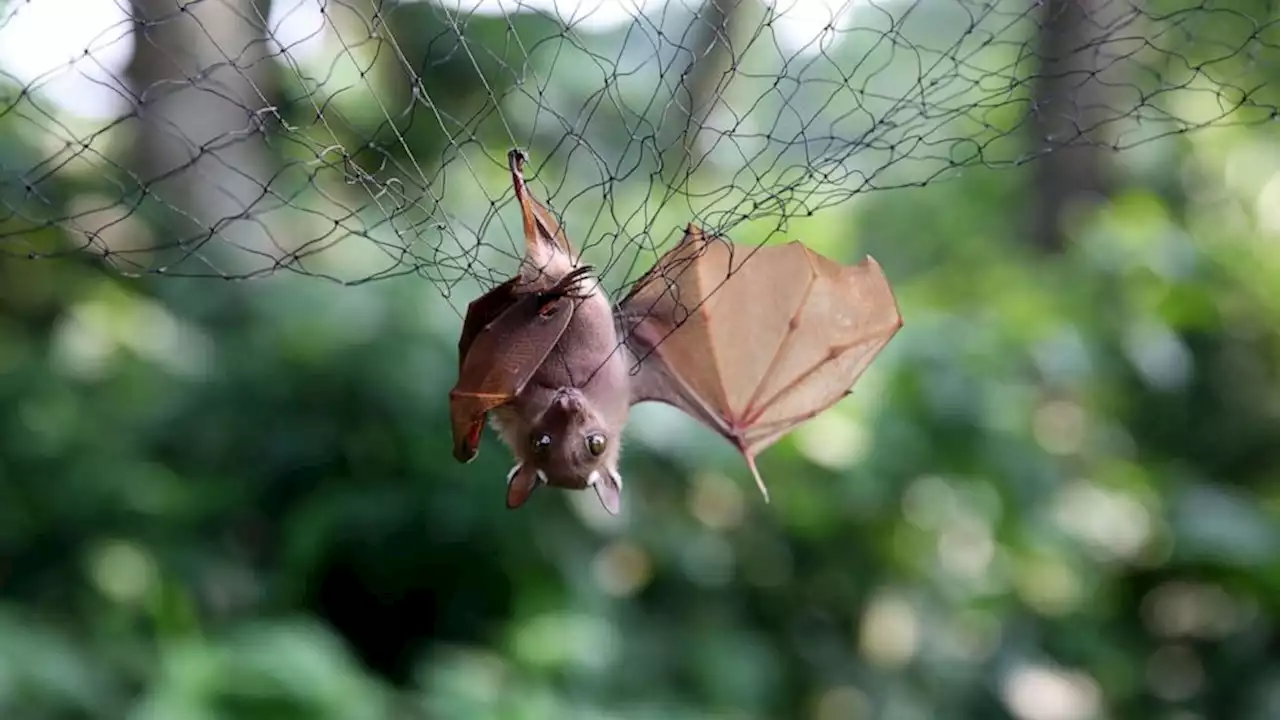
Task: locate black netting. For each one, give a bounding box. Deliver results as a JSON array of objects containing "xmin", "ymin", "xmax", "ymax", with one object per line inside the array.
[{"xmin": 1, "ymin": 0, "xmax": 1275, "ymax": 303}]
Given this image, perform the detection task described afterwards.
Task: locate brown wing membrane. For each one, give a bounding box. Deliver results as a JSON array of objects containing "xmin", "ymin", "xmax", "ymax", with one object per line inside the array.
[
  {"xmin": 449, "ymin": 289, "xmax": 575, "ymax": 463},
  {"xmin": 457, "ymin": 278, "xmax": 519, "ymax": 364},
  {"xmin": 619, "ymin": 224, "xmax": 903, "ymax": 499}
]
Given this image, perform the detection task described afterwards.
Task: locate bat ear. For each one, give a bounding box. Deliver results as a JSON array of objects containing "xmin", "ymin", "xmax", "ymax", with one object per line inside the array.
[
  {"xmin": 506, "ymin": 464, "xmax": 542, "ymax": 509},
  {"xmin": 590, "ymin": 468, "xmax": 624, "ymax": 516}
]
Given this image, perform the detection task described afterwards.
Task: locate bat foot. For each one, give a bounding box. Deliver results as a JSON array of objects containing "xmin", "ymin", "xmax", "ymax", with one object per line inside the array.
[
  {"xmin": 508, "ymin": 148, "xmax": 528, "ymax": 173},
  {"xmin": 540, "ymin": 265, "xmax": 596, "ymax": 304}
]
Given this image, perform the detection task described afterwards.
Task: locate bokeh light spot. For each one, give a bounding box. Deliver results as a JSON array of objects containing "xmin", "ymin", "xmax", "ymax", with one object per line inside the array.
[
  {"xmin": 592, "ymin": 541, "xmax": 653, "ymax": 598},
  {"xmin": 87, "ymin": 539, "xmax": 157, "ymax": 605},
  {"xmin": 1000, "ymin": 664, "xmax": 1101, "ymax": 720},
  {"xmin": 857, "ymin": 590, "xmax": 918, "ymax": 669}
]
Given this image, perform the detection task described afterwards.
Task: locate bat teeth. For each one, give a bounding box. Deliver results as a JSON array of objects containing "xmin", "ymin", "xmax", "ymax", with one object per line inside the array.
[{"xmin": 536, "ymin": 469, "xmax": 550, "ymax": 486}]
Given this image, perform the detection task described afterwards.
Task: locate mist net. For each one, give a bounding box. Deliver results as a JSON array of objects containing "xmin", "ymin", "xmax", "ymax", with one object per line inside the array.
[{"xmin": 0, "ymin": 0, "xmax": 1275, "ymax": 306}]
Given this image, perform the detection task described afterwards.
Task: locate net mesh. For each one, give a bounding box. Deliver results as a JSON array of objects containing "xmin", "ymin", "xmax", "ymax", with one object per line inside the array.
[{"xmin": 0, "ymin": 0, "xmax": 1275, "ymax": 305}]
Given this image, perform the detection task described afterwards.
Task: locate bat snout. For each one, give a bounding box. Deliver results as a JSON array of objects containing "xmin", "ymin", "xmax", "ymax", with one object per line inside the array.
[{"xmin": 553, "ymin": 390, "xmax": 584, "ymax": 413}]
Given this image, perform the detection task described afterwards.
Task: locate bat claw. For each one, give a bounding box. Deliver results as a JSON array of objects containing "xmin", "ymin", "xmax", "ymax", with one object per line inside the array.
[
  {"xmin": 453, "ymin": 438, "xmax": 480, "ymax": 464},
  {"xmin": 508, "ymin": 148, "xmax": 528, "ymax": 174},
  {"xmin": 544, "ymin": 265, "xmax": 595, "ymax": 302},
  {"xmin": 452, "ymin": 417, "xmax": 484, "ymax": 463}
]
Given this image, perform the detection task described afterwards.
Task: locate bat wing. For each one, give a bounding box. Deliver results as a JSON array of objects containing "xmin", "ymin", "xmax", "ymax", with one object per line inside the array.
[
  {"xmin": 618, "ymin": 224, "xmax": 903, "ymax": 499},
  {"xmin": 458, "ymin": 278, "xmax": 519, "ymax": 363},
  {"xmin": 449, "ymin": 286, "xmax": 576, "ymax": 463}
]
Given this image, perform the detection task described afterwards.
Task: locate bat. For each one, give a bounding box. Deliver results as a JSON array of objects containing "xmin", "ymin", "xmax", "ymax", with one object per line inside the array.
[
  {"xmin": 449, "ymin": 149, "xmax": 903, "ymax": 515},
  {"xmin": 449, "ymin": 149, "xmax": 633, "ymax": 513}
]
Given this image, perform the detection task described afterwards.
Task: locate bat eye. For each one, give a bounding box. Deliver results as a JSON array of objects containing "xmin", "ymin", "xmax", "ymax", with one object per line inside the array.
[
  {"xmin": 531, "ymin": 433, "xmax": 552, "ymax": 454},
  {"xmin": 586, "ymin": 433, "xmax": 607, "ymax": 457}
]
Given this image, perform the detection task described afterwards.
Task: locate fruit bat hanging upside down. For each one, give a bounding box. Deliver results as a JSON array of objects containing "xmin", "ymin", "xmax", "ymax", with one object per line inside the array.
[{"xmin": 448, "ymin": 149, "xmax": 903, "ymax": 515}]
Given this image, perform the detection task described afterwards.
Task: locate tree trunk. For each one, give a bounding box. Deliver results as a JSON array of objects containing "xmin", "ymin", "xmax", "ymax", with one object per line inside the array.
[
  {"xmin": 127, "ymin": 0, "xmax": 282, "ymax": 275},
  {"xmin": 1027, "ymin": 0, "xmax": 1141, "ymax": 253},
  {"xmin": 663, "ymin": 0, "xmax": 755, "ymax": 184}
]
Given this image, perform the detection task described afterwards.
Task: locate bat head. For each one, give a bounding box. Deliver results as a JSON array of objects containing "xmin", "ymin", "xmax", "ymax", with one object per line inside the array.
[{"xmin": 505, "ymin": 388, "xmax": 624, "ymax": 515}]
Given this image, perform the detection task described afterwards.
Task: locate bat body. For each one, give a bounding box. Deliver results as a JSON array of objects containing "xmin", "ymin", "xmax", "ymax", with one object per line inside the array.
[
  {"xmin": 485, "ymin": 265, "xmax": 631, "ymax": 513},
  {"xmin": 450, "ymin": 151, "xmax": 632, "ymax": 512},
  {"xmin": 449, "ymin": 149, "xmax": 903, "ymax": 514}
]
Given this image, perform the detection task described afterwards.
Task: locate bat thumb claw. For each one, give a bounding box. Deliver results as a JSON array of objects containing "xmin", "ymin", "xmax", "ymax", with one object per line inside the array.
[{"xmin": 453, "ymin": 420, "xmax": 484, "ymax": 463}]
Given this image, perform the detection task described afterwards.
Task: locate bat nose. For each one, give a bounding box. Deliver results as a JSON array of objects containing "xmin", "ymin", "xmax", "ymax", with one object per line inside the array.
[{"xmin": 554, "ymin": 392, "xmax": 582, "ymax": 412}]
